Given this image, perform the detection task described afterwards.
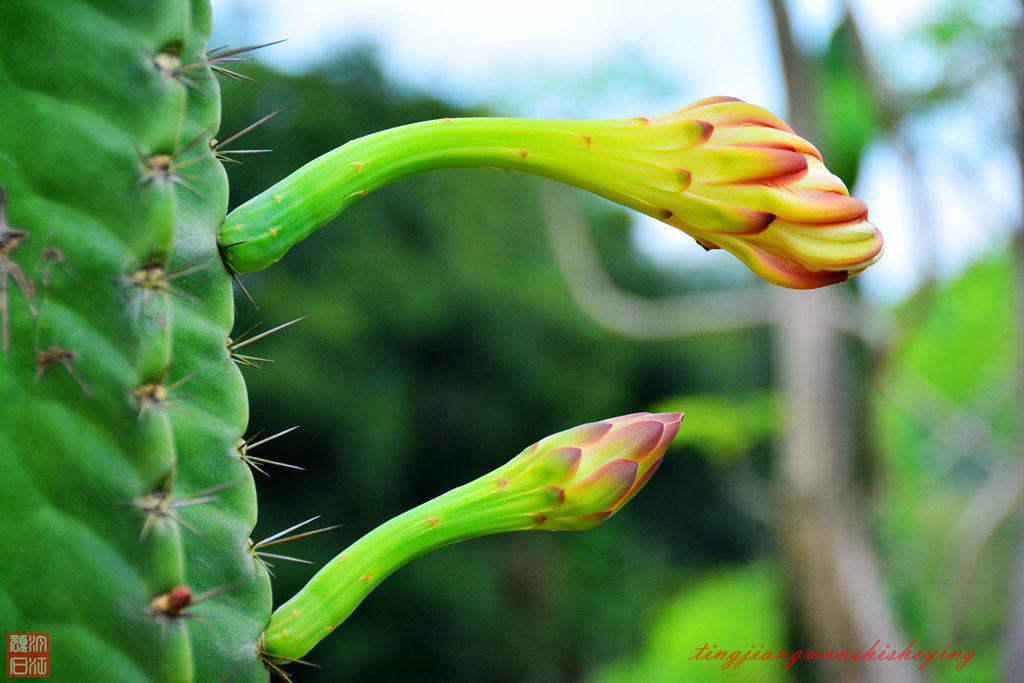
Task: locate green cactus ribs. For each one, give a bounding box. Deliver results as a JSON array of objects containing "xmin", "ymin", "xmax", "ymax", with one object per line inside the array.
[{"xmin": 0, "ymin": 1, "xmax": 270, "ymax": 680}]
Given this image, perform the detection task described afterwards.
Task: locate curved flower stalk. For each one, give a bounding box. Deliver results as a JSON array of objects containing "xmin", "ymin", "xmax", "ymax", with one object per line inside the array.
[
  {"xmin": 262, "ymin": 412, "xmax": 682, "ymax": 662},
  {"xmin": 221, "ymin": 96, "xmax": 882, "ymax": 288}
]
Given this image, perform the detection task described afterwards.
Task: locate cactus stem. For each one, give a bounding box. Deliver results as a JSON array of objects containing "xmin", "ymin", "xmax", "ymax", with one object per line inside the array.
[
  {"xmin": 212, "ymin": 110, "xmax": 280, "ymax": 165},
  {"xmin": 34, "ymin": 346, "xmax": 90, "ymax": 396}
]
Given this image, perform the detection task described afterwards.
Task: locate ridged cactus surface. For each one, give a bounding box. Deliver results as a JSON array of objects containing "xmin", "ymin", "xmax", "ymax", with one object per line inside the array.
[{"xmin": 0, "ymin": 1, "xmax": 269, "ymax": 680}]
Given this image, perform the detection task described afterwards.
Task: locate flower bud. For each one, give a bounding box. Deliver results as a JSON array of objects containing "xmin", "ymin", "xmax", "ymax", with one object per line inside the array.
[
  {"xmin": 263, "ymin": 412, "xmax": 682, "ymax": 661},
  {"xmin": 503, "ymin": 412, "xmax": 682, "ymax": 530},
  {"xmin": 223, "ymin": 97, "xmax": 882, "ymax": 288},
  {"xmin": 548, "ymin": 96, "xmax": 884, "ymax": 288}
]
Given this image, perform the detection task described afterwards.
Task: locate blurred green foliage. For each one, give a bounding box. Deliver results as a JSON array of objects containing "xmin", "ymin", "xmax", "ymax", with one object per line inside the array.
[
  {"xmin": 813, "ymin": 16, "xmax": 883, "ymax": 189},
  {"xmin": 587, "ymin": 563, "xmax": 791, "ymax": 683},
  {"xmin": 876, "ymin": 251, "xmax": 1017, "ymax": 683},
  {"xmin": 652, "ymin": 392, "xmax": 780, "ymax": 466}
]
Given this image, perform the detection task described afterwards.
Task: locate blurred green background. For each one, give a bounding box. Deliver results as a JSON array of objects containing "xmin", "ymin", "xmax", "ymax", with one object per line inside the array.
[{"xmin": 210, "ymin": 2, "xmax": 1022, "ymax": 681}]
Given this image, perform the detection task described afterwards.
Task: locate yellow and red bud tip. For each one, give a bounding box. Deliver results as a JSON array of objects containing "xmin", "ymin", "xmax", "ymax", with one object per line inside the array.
[
  {"xmin": 570, "ymin": 96, "xmax": 883, "ymax": 288},
  {"xmin": 508, "ymin": 412, "xmax": 682, "ymax": 530}
]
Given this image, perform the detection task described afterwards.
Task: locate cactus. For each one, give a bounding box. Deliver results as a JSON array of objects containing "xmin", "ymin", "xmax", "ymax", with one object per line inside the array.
[{"xmin": 0, "ymin": 1, "xmax": 880, "ymax": 681}]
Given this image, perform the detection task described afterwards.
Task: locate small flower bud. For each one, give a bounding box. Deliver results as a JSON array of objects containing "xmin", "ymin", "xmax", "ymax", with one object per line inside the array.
[
  {"xmin": 264, "ymin": 413, "xmax": 682, "ymax": 661},
  {"xmin": 504, "ymin": 412, "xmax": 682, "ymax": 530}
]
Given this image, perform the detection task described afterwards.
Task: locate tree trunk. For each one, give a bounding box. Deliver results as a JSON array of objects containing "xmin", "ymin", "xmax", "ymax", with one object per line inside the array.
[
  {"xmin": 768, "ymin": 2, "xmax": 922, "ymax": 680},
  {"xmin": 1001, "ymin": 4, "xmax": 1024, "ymax": 681}
]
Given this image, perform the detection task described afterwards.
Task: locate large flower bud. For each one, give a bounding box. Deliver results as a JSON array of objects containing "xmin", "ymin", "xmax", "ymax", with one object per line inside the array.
[
  {"xmin": 612, "ymin": 96, "xmax": 883, "ymax": 287},
  {"xmin": 224, "ymin": 97, "xmax": 882, "ymax": 288},
  {"xmin": 502, "ymin": 412, "xmax": 681, "ymax": 530}
]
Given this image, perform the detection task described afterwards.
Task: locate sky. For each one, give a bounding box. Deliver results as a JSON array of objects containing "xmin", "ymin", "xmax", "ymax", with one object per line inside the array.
[{"xmin": 211, "ymin": 0, "xmax": 1021, "ymax": 303}]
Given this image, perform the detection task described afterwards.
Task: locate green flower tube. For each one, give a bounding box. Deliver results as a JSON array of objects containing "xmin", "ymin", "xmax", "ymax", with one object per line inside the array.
[
  {"xmin": 262, "ymin": 412, "xmax": 682, "ymax": 662},
  {"xmin": 221, "ymin": 96, "xmax": 882, "ymax": 288}
]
